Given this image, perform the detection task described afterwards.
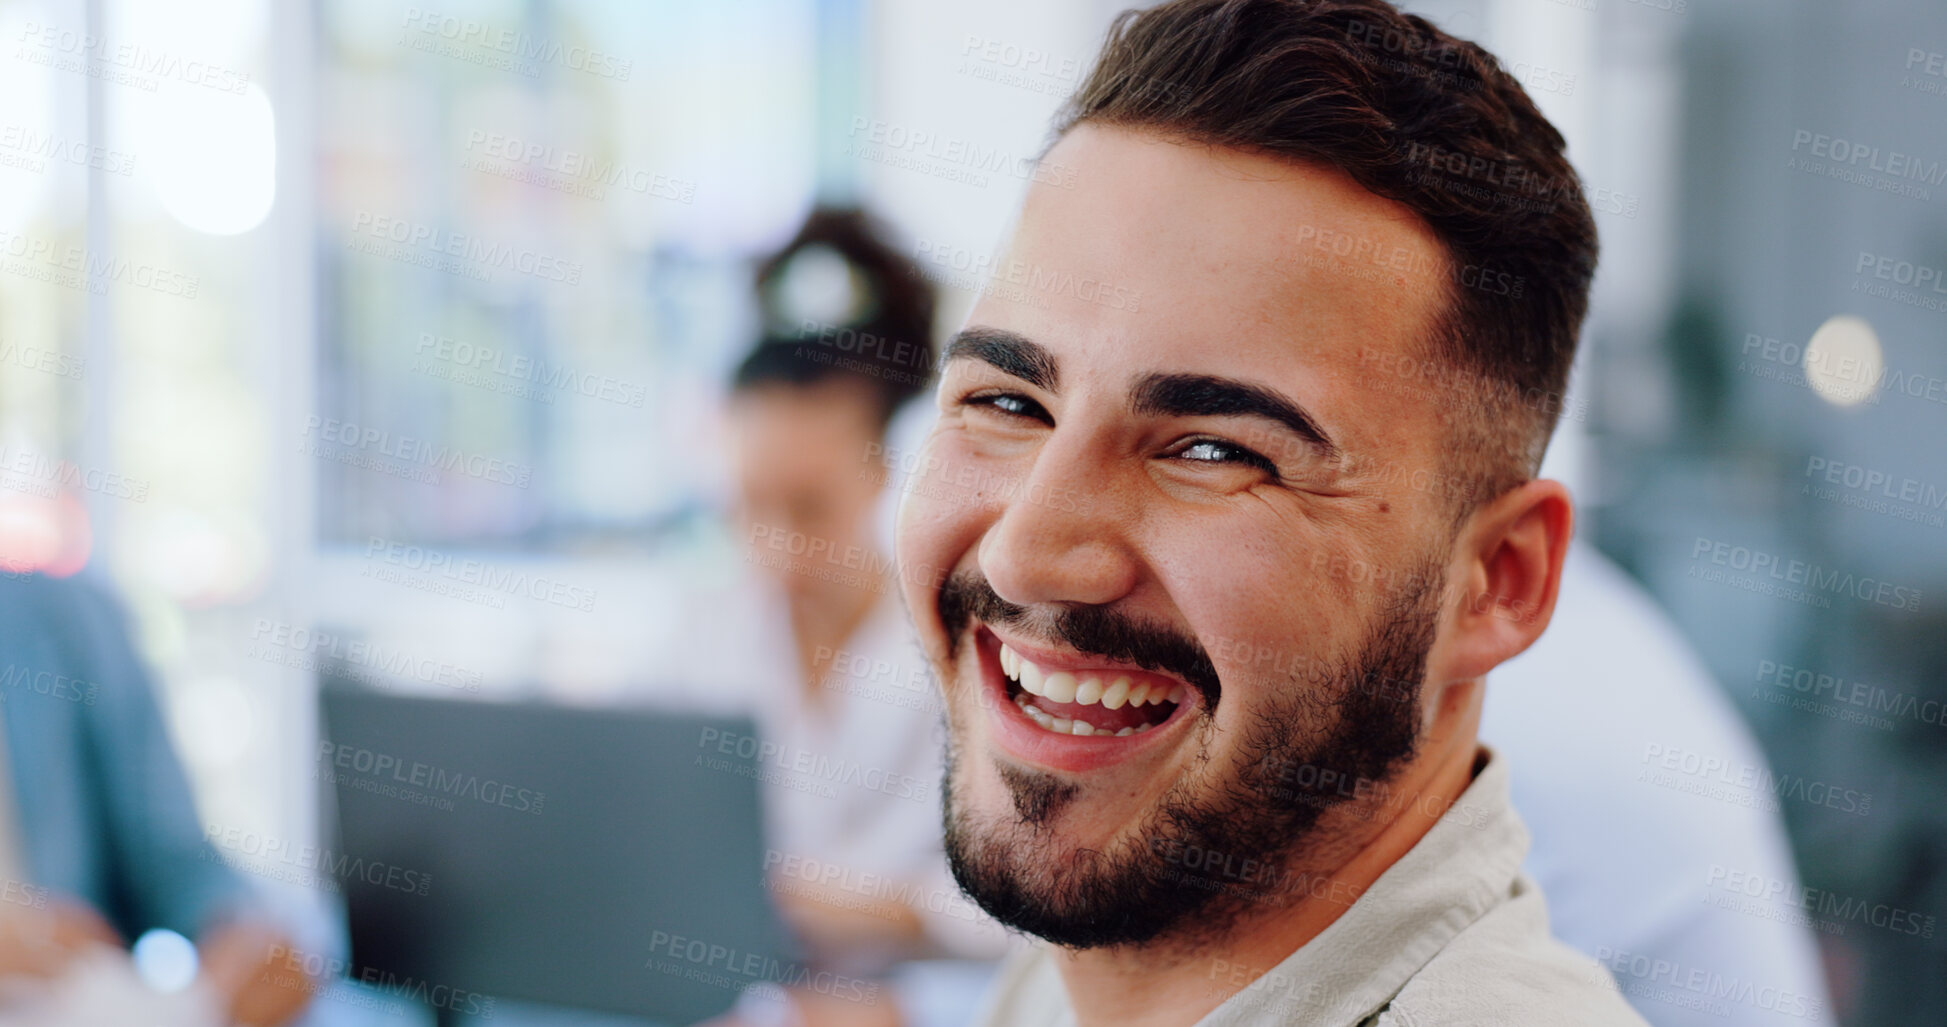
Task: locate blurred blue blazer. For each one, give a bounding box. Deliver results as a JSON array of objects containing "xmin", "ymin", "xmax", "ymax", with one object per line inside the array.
[{"xmin": 0, "ymin": 569, "xmax": 249, "ymax": 942}]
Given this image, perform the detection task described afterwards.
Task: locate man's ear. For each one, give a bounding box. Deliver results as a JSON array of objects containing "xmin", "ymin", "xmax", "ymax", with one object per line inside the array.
[{"xmin": 1428, "ymin": 479, "xmax": 1574, "ymax": 684}]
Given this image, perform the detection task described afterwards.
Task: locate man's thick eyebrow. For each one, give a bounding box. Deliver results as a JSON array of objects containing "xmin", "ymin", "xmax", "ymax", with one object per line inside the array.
[
  {"xmin": 943, "ymin": 327, "xmax": 1059, "ymax": 392},
  {"xmin": 1132, "ymin": 373, "xmax": 1339, "ymax": 459}
]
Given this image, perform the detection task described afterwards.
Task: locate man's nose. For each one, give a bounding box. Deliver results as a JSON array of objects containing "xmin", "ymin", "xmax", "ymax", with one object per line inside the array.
[{"xmin": 976, "ymin": 437, "xmax": 1140, "ymax": 609}]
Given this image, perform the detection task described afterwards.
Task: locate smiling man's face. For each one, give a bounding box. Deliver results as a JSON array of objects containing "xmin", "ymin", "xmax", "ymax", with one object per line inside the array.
[{"xmin": 895, "ymin": 124, "xmax": 1493, "ymax": 949}]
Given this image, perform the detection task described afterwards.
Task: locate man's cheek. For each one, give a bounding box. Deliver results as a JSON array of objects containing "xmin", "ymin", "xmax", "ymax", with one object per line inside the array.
[
  {"xmin": 893, "ymin": 481, "xmax": 952, "ymax": 622},
  {"xmin": 948, "ymin": 646, "xmax": 995, "ymax": 715},
  {"xmin": 893, "ymin": 440, "xmax": 969, "ymax": 556},
  {"xmin": 965, "ymin": 657, "xmax": 1008, "ymax": 716}
]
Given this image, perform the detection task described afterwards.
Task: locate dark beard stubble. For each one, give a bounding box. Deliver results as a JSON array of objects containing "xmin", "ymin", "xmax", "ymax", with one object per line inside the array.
[{"xmin": 937, "ymin": 561, "xmax": 1443, "ymax": 952}]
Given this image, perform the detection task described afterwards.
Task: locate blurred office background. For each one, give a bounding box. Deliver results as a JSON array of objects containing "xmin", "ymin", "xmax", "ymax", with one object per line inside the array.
[{"xmin": 0, "ymin": 0, "xmax": 1942, "ymax": 1022}]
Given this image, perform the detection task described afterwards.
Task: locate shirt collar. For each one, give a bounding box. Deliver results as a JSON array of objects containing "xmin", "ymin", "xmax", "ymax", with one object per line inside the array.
[{"xmin": 1199, "ymin": 746, "xmax": 1527, "ymax": 1025}]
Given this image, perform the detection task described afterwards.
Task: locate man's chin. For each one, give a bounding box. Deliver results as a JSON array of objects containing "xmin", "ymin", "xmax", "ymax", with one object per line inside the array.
[
  {"xmin": 937, "ymin": 687, "xmax": 1412, "ymax": 954},
  {"xmin": 947, "ymin": 744, "xmax": 1084, "ymax": 833},
  {"xmin": 944, "ymin": 798, "xmax": 1227, "ymax": 951},
  {"xmin": 941, "ymin": 745, "xmax": 1221, "ymax": 950}
]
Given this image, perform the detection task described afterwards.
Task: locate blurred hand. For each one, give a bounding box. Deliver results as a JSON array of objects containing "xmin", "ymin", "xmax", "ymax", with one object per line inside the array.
[
  {"xmin": 772, "ymin": 878, "xmax": 928, "ymax": 965},
  {"xmin": 199, "ymin": 922, "xmax": 317, "ymax": 1027},
  {"xmin": 0, "ymin": 899, "xmax": 120, "ymax": 981},
  {"xmin": 783, "ymin": 986, "xmax": 903, "ymax": 1027},
  {"xmin": 692, "ymin": 984, "xmax": 903, "ymax": 1027}
]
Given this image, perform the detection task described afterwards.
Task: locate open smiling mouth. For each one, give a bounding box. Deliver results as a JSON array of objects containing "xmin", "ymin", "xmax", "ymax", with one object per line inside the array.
[{"xmin": 997, "ymin": 640, "xmax": 1188, "ymax": 738}]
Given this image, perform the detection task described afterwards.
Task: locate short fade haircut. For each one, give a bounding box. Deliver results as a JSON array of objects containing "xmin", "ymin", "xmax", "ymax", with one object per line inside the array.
[{"xmin": 1053, "ymin": 0, "xmax": 1598, "ymax": 509}]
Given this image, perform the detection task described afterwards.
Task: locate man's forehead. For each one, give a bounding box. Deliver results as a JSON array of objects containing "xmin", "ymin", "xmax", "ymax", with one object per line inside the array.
[
  {"xmin": 963, "ymin": 125, "xmax": 1451, "ymax": 428},
  {"xmin": 1031, "ymin": 123, "xmax": 1431, "ymax": 234}
]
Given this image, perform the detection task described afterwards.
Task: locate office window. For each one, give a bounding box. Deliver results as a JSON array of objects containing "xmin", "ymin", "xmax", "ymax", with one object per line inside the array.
[{"xmin": 315, "ymin": 0, "xmax": 821, "ymax": 549}]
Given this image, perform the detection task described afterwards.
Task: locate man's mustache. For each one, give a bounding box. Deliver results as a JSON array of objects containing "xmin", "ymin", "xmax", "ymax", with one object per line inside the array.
[{"xmin": 938, "ymin": 571, "xmax": 1223, "ymax": 713}]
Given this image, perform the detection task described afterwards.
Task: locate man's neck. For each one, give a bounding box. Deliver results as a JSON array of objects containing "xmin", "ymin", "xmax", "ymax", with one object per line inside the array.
[{"xmin": 1051, "ymin": 690, "xmax": 1486, "ymax": 1027}]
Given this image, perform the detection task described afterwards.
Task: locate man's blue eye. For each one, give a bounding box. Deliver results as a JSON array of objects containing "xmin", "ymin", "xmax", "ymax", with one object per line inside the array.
[
  {"xmin": 1179, "ymin": 439, "xmax": 1276, "ymax": 473},
  {"xmin": 966, "ymin": 391, "xmax": 1049, "ymax": 422}
]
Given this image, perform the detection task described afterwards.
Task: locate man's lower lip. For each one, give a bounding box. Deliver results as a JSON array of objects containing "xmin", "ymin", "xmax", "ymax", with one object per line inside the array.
[{"xmin": 974, "ymin": 629, "xmax": 1192, "ymax": 773}]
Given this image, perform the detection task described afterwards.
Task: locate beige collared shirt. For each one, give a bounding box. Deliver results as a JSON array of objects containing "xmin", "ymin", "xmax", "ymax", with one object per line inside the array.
[{"xmin": 974, "ymin": 750, "xmax": 1648, "ymax": 1026}]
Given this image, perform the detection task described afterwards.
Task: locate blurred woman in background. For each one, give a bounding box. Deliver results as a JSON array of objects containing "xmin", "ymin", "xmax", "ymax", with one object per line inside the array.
[{"xmin": 657, "ymin": 209, "xmax": 1012, "ymax": 1027}]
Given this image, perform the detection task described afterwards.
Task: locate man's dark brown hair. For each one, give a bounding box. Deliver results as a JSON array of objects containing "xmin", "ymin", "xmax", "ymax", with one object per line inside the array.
[{"xmin": 1053, "ymin": 0, "xmax": 1598, "ymax": 508}]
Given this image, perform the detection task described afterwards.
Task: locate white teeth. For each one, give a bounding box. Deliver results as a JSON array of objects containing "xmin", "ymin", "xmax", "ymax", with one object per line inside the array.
[
  {"xmin": 1018, "ymin": 659, "xmax": 1046, "ymax": 696},
  {"xmin": 1074, "ymin": 676, "xmax": 1104, "ymax": 705},
  {"xmin": 1101, "ymin": 678, "xmax": 1130, "ymax": 709},
  {"xmin": 1015, "ymin": 693, "xmax": 1054, "ymax": 730},
  {"xmin": 1012, "ymin": 694, "xmax": 1099, "ymax": 737},
  {"xmin": 1000, "ymin": 643, "xmax": 1186, "ymax": 730},
  {"xmin": 1012, "ymin": 692, "xmax": 1171, "ymax": 739}
]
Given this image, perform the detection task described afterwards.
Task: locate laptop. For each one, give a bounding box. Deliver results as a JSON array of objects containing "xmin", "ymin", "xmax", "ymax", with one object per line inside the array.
[{"xmin": 319, "ymin": 682, "xmax": 799, "ymax": 1025}]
